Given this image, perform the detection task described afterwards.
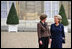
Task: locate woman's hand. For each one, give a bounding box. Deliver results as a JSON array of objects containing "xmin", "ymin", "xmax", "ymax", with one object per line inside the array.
[
  {"xmin": 49, "ymin": 38, "xmax": 52, "ymax": 44},
  {"xmin": 62, "ymin": 37, "xmax": 65, "ymax": 43},
  {"xmin": 62, "ymin": 37, "xmax": 65, "ymax": 40},
  {"xmin": 39, "ymin": 40, "xmax": 43, "ymax": 45}
]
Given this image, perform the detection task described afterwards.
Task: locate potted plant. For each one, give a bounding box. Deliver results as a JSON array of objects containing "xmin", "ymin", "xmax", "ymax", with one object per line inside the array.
[
  {"xmin": 6, "ymin": 2, "xmax": 19, "ymax": 32},
  {"xmin": 59, "ymin": 4, "xmax": 69, "ymax": 33}
]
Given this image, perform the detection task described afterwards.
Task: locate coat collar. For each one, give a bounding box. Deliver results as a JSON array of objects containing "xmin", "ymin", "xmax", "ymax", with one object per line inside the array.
[
  {"xmin": 40, "ymin": 21, "xmax": 47, "ymax": 30},
  {"xmin": 54, "ymin": 23, "xmax": 61, "ymax": 27}
]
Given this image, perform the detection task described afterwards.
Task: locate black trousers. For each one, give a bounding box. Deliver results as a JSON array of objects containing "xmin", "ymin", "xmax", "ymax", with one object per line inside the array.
[{"xmin": 39, "ymin": 37, "xmax": 49, "ymax": 48}]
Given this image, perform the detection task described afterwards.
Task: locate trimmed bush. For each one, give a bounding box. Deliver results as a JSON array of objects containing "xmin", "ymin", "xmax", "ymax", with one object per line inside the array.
[
  {"xmin": 6, "ymin": 2, "xmax": 19, "ymax": 25},
  {"xmin": 59, "ymin": 4, "xmax": 68, "ymax": 26}
]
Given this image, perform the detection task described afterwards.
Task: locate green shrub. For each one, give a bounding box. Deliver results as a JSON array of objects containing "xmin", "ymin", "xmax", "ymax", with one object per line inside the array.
[
  {"xmin": 59, "ymin": 4, "xmax": 68, "ymax": 26},
  {"xmin": 6, "ymin": 2, "xmax": 19, "ymax": 25}
]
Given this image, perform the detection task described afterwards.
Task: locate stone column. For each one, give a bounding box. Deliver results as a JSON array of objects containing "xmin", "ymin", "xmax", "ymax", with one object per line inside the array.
[
  {"xmin": 68, "ymin": 1, "xmax": 71, "ymax": 19},
  {"xmin": 16, "ymin": 1, "xmax": 19, "ymax": 19}
]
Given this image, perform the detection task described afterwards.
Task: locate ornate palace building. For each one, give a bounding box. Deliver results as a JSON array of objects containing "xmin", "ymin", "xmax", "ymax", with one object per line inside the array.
[{"xmin": 1, "ymin": 1, "xmax": 71, "ymax": 31}]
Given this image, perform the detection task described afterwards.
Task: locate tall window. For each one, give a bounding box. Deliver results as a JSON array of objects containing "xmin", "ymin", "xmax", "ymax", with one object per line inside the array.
[
  {"xmin": 1, "ymin": 1, "xmax": 7, "ymax": 18},
  {"xmin": 44, "ymin": 1, "xmax": 59, "ymax": 19},
  {"xmin": 1, "ymin": 1, "xmax": 16, "ymax": 18}
]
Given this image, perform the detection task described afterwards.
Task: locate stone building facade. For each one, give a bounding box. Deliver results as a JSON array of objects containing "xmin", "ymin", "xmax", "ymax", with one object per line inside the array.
[
  {"xmin": 1, "ymin": 1, "xmax": 71, "ymax": 20},
  {"xmin": 1, "ymin": 1, "xmax": 71, "ymax": 32}
]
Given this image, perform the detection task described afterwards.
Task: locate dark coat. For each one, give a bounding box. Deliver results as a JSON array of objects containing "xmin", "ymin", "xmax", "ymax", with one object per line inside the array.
[{"xmin": 50, "ymin": 23, "xmax": 65, "ymax": 48}]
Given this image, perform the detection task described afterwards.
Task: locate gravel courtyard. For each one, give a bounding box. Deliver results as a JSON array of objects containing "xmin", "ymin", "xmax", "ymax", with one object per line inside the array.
[{"xmin": 1, "ymin": 32, "xmax": 71, "ymax": 48}]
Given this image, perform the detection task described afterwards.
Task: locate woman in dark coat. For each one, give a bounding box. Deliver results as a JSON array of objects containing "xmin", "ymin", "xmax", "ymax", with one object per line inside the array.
[{"xmin": 50, "ymin": 15, "xmax": 65, "ymax": 48}]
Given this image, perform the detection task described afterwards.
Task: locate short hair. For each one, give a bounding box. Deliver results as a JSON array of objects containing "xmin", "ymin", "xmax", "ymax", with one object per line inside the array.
[
  {"xmin": 54, "ymin": 15, "xmax": 62, "ymax": 23},
  {"xmin": 54, "ymin": 15, "xmax": 62, "ymax": 20},
  {"xmin": 40, "ymin": 14, "xmax": 47, "ymax": 21}
]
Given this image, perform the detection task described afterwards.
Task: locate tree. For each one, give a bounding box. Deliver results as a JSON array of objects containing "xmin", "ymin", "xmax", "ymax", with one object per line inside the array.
[
  {"xmin": 59, "ymin": 4, "xmax": 68, "ymax": 26},
  {"xmin": 6, "ymin": 2, "xmax": 19, "ymax": 25}
]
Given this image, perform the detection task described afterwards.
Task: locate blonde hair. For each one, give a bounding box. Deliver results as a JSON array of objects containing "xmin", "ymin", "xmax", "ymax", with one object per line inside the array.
[{"xmin": 54, "ymin": 15, "xmax": 62, "ymax": 23}]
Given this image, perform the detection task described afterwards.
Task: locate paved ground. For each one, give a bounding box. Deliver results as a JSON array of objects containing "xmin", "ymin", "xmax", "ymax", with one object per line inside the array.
[{"xmin": 1, "ymin": 32, "xmax": 71, "ymax": 48}]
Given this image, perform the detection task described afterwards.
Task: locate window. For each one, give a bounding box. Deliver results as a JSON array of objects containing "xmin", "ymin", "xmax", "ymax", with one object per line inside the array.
[
  {"xmin": 44, "ymin": 1, "xmax": 59, "ymax": 19},
  {"xmin": 1, "ymin": 1, "xmax": 7, "ymax": 18},
  {"xmin": 1, "ymin": 1, "xmax": 16, "ymax": 18}
]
